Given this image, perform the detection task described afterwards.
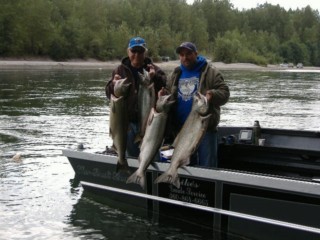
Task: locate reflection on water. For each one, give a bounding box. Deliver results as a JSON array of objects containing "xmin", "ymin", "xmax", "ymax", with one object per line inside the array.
[
  {"xmin": 0, "ymin": 68, "xmax": 319, "ymax": 240},
  {"xmin": 0, "ymin": 69, "xmax": 111, "ymax": 159},
  {"xmin": 67, "ymin": 195, "xmax": 222, "ymax": 240},
  {"xmin": 221, "ymin": 70, "xmax": 320, "ymax": 130}
]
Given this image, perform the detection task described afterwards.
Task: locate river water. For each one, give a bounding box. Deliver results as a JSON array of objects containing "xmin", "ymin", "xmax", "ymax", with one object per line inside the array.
[{"xmin": 0, "ymin": 67, "xmax": 319, "ymax": 240}]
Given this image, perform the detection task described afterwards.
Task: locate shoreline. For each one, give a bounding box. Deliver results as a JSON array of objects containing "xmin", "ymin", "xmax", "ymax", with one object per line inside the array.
[{"xmin": 0, "ymin": 59, "xmax": 319, "ymax": 71}]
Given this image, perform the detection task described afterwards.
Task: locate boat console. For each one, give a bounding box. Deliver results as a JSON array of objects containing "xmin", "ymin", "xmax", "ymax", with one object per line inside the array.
[{"xmin": 217, "ymin": 127, "xmax": 320, "ymax": 179}]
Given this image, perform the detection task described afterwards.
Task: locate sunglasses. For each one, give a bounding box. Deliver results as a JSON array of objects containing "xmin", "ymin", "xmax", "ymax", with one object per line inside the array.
[{"xmin": 130, "ymin": 48, "xmax": 145, "ymax": 54}]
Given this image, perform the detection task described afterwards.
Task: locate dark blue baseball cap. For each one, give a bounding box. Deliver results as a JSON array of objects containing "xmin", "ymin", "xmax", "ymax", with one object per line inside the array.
[
  {"xmin": 128, "ymin": 37, "xmax": 147, "ymax": 50},
  {"xmin": 176, "ymin": 42, "xmax": 197, "ymax": 53}
]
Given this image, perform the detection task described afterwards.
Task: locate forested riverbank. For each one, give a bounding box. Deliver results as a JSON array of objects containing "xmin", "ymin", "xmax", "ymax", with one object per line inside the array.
[{"xmin": 1, "ymin": 0, "xmax": 320, "ymax": 66}]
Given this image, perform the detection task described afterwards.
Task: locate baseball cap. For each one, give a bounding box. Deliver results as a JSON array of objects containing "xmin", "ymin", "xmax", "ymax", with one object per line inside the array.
[
  {"xmin": 176, "ymin": 42, "xmax": 197, "ymax": 53},
  {"xmin": 128, "ymin": 37, "xmax": 147, "ymax": 50}
]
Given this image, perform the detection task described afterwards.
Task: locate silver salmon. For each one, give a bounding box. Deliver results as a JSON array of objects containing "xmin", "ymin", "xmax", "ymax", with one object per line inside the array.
[
  {"xmin": 109, "ymin": 78, "xmax": 131, "ymax": 173},
  {"xmin": 127, "ymin": 94, "xmax": 174, "ymax": 189},
  {"xmin": 135, "ymin": 69, "xmax": 155, "ymax": 143},
  {"xmin": 154, "ymin": 92, "xmax": 211, "ymax": 188}
]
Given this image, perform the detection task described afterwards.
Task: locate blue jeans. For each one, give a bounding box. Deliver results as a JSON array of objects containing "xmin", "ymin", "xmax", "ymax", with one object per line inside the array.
[
  {"xmin": 126, "ymin": 122, "xmax": 140, "ymax": 158},
  {"xmin": 189, "ymin": 131, "xmax": 218, "ymax": 167},
  {"xmin": 126, "ymin": 122, "xmax": 160, "ymax": 161}
]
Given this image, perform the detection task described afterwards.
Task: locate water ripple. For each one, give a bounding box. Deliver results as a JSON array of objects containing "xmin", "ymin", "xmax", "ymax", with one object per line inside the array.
[{"xmin": 0, "ymin": 69, "xmax": 319, "ymax": 240}]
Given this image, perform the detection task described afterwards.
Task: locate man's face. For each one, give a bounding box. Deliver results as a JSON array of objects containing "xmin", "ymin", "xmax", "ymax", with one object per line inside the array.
[
  {"xmin": 178, "ymin": 48, "xmax": 197, "ymax": 69},
  {"xmin": 128, "ymin": 47, "xmax": 146, "ymax": 68}
]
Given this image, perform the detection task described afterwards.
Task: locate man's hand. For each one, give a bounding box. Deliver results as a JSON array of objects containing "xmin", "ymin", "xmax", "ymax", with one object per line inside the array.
[
  {"xmin": 112, "ymin": 74, "xmax": 121, "ymax": 84},
  {"xmin": 206, "ymin": 91, "xmax": 213, "ymax": 102},
  {"xmin": 147, "ymin": 64, "xmax": 155, "ymax": 79},
  {"xmin": 158, "ymin": 87, "xmax": 166, "ymax": 98}
]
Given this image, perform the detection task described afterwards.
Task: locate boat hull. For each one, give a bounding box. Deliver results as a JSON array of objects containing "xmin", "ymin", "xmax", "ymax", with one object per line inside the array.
[
  {"xmin": 64, "ymin": 126, "xmax": 320, "ymax": 239},
  {"xmin": 64, "ymin": 149, "xmax": 320, "ymax": 239}
]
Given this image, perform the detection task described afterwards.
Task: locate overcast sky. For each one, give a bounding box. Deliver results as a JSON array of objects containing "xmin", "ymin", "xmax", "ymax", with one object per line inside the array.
[
  {"xmin": 230, "ymin": 0, "xmax": 320, "ymax": 11},
  {"xmin": 187, "ymin": 0, "xmax": 320, "ymax": 11}
]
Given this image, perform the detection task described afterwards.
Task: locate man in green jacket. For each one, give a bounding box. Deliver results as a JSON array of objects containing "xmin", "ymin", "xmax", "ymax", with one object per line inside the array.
[{"xmin": 164, "ymin": 42, "xmax": 230, "ymax": 167}]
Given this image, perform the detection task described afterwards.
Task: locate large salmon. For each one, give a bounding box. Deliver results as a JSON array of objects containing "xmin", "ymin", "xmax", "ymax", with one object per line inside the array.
[
  {"xmin": 154, "ymin": 92, "xmax": 211, "ymax": 188},
  {"xmin": 126, "ymin": 94, "xmax": 174, "ymax": 189},
  {"xmin": 135, "ymin": 69, "xmax": 155, "ymax": 143},
  {"xmin": 109, "ymin": 78, "xmax": 131, "ymax": 173}
]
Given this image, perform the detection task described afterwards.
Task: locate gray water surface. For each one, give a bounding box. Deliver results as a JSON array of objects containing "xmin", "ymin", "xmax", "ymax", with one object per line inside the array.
[{"xmin": 1, "ymin": 68, "xmax": 319, "ymax": 240}]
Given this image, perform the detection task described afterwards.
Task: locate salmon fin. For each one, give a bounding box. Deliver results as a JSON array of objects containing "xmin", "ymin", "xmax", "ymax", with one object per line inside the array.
[
  {"xmin": 126, "ymin": 171, "xmax": 146, "ymax": 189},
  {"xmin": 123, "ymin": 82, "xmax": 131, "ymax": 88},
  {"xmin": 173, "ymin": 176, "xmax": 181, "ymax": 189},
  {"xmin": 172, "ymin": 132, "xmax": 181, "ymax": 148},
  {"xmin": 154, "ymin": 171, "xmax": 180, "ymax": 188},
  {"xmin": 110, "ymin": 100, "xmax": 116, "ymax": 113},
  {"xmin": 110, "ymin": 144, "xmax": 117, "ymax": 153},
  {"xmin": 147, "ymin": 110, "xmax": 154, "ymax": 125},
  {"xmin": 147, "ymin": 82, "xmax": 154, "ymax": 90},
  {"xmin": 116, "ymin": 160, "xmax": 130, "ymax": 175},
  {"xmin": 154, "ymin": 172, "xmax": 169, "ymax": 184}
]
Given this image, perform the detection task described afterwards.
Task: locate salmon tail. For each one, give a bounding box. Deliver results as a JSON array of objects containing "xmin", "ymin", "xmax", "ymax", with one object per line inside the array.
[
  {"xmin": 154, "ymin": 171, "xmax": 180, "ymax": 189},
  {"xmin": 126, "ymin": 171, "xmax": 146, "ymax": 189},
  {"xmin": 173, "ymin": 176, "xmax": 180, "ymax": 189},
  {"xmin": 116, "ymin": 160, "xmax": 130, "ymax": 175}
]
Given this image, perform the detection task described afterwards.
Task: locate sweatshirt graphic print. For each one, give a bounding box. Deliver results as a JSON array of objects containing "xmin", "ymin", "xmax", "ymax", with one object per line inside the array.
[{"xmin": 176, "ymin": 55, "xmax": 207, "ymax": 126}]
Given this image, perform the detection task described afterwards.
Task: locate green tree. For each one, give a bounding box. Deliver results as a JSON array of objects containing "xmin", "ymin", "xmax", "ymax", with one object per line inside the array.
[
  {"xmin": 158, "ymin": 24, "xmax": 175, "ymax": 58},
  {"xmin": 107, "ymin": 22, "xmax": 132, "ymax": 59},
  {"xmin": 197, "ymin": 0, "xmax": 235, "ymax": 41},
  {"xmin": 1, "ymin": 0, "xmax": 320, "ymax": 66},
  {"xmin": 137, "ymin": 26, "xmax": 160, "ymax": 58},
  {"xmin": 280, "ymin": 40, "xmax": 309, "ymax": 64},
  {"xmin": 189, "ymin": 16, "xmax": 209, "ymax": 55},
  {"xmin": 18, "ymin": 0, "xmax": 55, "ymax": 55},
  {"xmin": 213, "ymin": 33, "xmax": 241, "ymax": 63},
  {"xmin": 0, "ymin": 2, "xmax": 19, "ymax": 55}
]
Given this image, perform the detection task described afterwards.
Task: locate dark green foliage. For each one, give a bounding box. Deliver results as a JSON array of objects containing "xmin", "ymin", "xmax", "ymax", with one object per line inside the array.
[{"xmin": 0, "ymin": 0, "xmax": 319, "ymax": 66}]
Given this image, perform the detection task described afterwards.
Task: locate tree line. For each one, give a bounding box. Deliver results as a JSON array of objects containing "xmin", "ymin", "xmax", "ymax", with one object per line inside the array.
[{"xmin": 0, "ymin": 0, "xmax": 319, "ymax": 66}]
